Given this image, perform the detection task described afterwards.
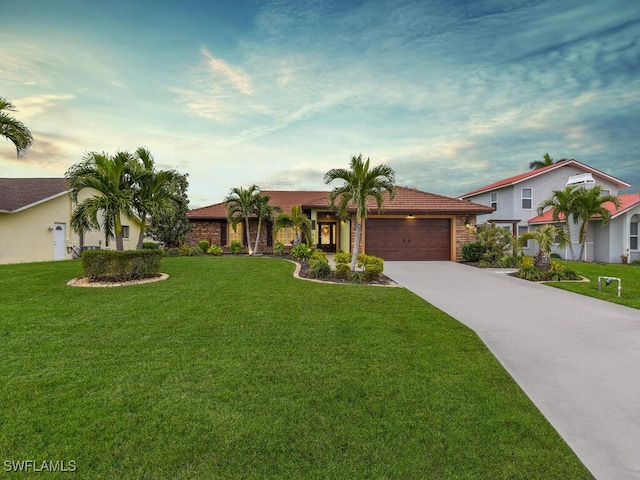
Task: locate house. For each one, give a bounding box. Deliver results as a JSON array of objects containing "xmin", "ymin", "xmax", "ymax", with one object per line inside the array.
[
  {"xmin": 186, "ymin": 186, "xmax": 493, "ymax": 261},
  {"xmin": 458, "ymin": 159, "xmax": 639, "ymax": 263},
  {"xmin": 0, "ymin": 178, "xmax": 142, "ymax": 265}
]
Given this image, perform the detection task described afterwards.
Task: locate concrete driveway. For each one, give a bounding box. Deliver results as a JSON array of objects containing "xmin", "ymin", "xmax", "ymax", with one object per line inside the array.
[{"xmin": 384, "ymin": 261, "xmax": 640, "ymax": 480}]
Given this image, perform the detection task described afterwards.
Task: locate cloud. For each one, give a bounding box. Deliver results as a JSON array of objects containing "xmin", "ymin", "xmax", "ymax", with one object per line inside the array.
[
  {"xmin": 200, "ymin": 47, "xmax": 253, "ymax": 95},
  {"xmin": 12, "ymin": 94, "xmax": 75, "ymax": 119}
]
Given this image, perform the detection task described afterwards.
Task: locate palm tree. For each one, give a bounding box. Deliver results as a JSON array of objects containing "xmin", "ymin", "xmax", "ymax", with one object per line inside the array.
[
  {"xmin": 572, "ymin": 186, "xmax": 621, "ymax": 261},
  {"xmin": 518, "ymin": 224, "xmax": 569, "ymax": 270},
  {"xmin": 252, "ymin": 193, "xmax": 280, "ymax": 255},
  {"xmin": 273, "ymin": 205, "xmax": 312, "ymax": 246},
  {"xmin": 130, "ymin": 147, "xmax": 182, "ymax": 249},
  {"xmin": 324, "ymin": 154, "xmax": 395, "ymax": 271},
  {"xmin": 66, "ymin": 151, "xmax": 136, "ymax": 251},
  {"xmin": 536, "ymin": 185, "xmax": 580, "ymax": 261},
  {"xmin": 0, "ymin": 97, "xmax": 33, "ymax": 158},
  {"xmin": 224, "ymin": 185, "xmax": 260, "ymax": 254},
  {"xmin": 529, "ymin": 153, "xmax": 555, "ymax": 170}
]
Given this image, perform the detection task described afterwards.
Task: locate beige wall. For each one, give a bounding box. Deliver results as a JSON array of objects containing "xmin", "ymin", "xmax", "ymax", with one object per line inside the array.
[
  {"xmin": 0, "ymin": 188, "xmax": 142, "ymax": 265},
  {"xmin": 0, "ymin": 193, "xmax": 77, "ymax": 264}
]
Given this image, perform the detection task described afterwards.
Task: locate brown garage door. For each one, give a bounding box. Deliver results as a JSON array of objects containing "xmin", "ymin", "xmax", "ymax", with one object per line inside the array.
[{"xmin": 365, "ymin": 218, "xmax": 451, "ymax": 261}]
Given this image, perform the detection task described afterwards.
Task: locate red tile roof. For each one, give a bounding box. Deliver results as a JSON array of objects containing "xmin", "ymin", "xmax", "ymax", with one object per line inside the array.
[
  {"xmin": 529, "ymin": 193, "xmax": 640, "ymax": 224},
  {"xmin": 188, "ymin": 186, "xmax": 493, "ymax": 219},
  {"xmin": 458, "ymin": 159, "xmax": 630, "ymax": 198},
  {"xmin": 0, "ymin": 178, "xmax": 69, "ymax": 212}
]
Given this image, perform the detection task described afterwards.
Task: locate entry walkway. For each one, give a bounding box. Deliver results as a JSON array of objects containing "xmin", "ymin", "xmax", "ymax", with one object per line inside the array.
[{"xmin": 384, "ymin": 261, "xmax": 640, "ymax": 480}]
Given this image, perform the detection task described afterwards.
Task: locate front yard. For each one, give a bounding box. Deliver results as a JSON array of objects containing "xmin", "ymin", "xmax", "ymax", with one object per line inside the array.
[{"xmin": 0, "ymin": 257, "xmax": 591, "ymax": 479}]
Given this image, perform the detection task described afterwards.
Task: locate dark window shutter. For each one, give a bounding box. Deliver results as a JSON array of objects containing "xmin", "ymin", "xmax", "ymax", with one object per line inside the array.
[
  {"xmin": 267, "ymin": 221, "xmax": 273, "ymax": 247},
  {"xmin": 221, "ymin": 222, "xmax": 228, "ymax": 246}
]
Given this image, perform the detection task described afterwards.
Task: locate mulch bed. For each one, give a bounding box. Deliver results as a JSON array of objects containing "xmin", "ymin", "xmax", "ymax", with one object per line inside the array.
[{"xmin": 288, "ymin": 256, "xmax": 396, "ymax": 286}]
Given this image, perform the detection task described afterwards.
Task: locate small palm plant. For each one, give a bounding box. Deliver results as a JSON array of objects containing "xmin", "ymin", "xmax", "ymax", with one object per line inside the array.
[{"xmin": 517, "ymin": 225, "xmax": 569, "ymax": 270}]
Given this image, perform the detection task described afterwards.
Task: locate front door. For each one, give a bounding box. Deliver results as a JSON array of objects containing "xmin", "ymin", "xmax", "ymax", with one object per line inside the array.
[
  {"xmin": 317, "ymin": 222, "xmax": 336, "ymax": 252},
  {"xmin": 53, "ymin": 223, "xmax": 66, "ymax": 260}
]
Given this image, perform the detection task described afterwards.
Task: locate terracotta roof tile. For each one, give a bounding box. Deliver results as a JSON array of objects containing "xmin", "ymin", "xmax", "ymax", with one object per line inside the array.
[
  {"xmin": 0, "ymin": 178, "xmax": 69, "ymax": 212},
  {"xmin": 188, "ymin": 186, "xmax": 493, "ymax": 219},
  {"xmin": 529, "ymin": 193, "xmax": 640, "ymax": 224}
]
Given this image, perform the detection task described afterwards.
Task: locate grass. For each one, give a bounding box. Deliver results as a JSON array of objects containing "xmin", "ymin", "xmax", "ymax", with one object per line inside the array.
[
  {"xmin": 549, "ymin": 260, "xmax": 640, "ymax": 309},
  {"xmin": 0, "ymin": 257, "xmax": 592, "ymax": 479}
]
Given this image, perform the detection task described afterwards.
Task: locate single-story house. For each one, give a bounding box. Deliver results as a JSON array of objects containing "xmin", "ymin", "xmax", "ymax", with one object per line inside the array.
[
  {"xmin": 458, "ymin": 159, "xmax": 639, "ymax": 263},
  {"xmin": 186, "ymin": 186, "xmax": 493, "ymax": 261},
  {"xmin": 0, "ymin": 178, "xmax": 142, "ymax": 265}
]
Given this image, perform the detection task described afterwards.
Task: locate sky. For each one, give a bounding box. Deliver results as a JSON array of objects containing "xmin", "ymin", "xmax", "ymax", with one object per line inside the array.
[{"xmin": 1, "ymin": 0, "xmax": 639, "ymax": 208}]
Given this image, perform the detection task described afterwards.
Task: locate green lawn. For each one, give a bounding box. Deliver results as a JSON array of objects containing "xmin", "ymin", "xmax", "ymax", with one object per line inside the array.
[
  {"xmin": 550, "ymin": 261, "xmax": 640, "ymax": 309},
  {"xmin": 0, "ymin": 257, "xmax": 591, "ymax": 479}
]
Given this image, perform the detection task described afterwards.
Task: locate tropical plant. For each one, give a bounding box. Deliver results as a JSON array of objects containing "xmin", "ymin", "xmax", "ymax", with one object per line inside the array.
[
  {"xmin": 462, "ymin": 242, "xmax": 483, "ymax": 262},
  {"xmin": 251, "ymin": 192, "xmax": 280, "ymax": 255},
  {"xmin": 572, "ymin": 186, "xmax": 621, "ymax": 261},
  {"xmin": 229, "ymin": 241, "xmax": 242, "ymax": 255},
  {"xmin": 475, "ymin": 223, "xmax": 513, "ymax": 265},
  {"xmin": 529, "ymin": 153, "xmax": 555, "ymax": 170},
  {"xmin": 0, "ymin": 96, "xmax": 33, "ymax": 158},
  {"xmin": 309, "ymin": 258, "xmax": 331, "ymax": 279},
  {"xmin": 207, "ymin": 244, "xmax": 223, "ymax": 256},
  {"xmin": 224, "ymin": 185, "xmax": 258, "ymax": 254},
  {"xmin": 357, "ymin": 254, "xmax": 384, "ymax": 281},
  {"xmin": 517, "ymin": 224, "xmax": 569, "ymax": 270},
  {"xmin": 273, "ymin": 242, "xmax": 285, "ymax": 256},
  {"xmin": 290, "ymin": 243, "xmax": 312, "ymax": 261},
  {"xmin": 145, "ymin": 172, "xmax": 190, "ymax": 248},
  {"xmin": 324, "ymin": 154, "xmax": 395, "ymax": 271},
  {"xmin": 129, "ymin": 147, "xmax": 185, "ymax": 249},
  {"xmin": 198, "ymin": 240, "xmax": 210, "ymax": 253},
  {"xmin": 273, "ymin": 205, "xmax": 312, "ymax": 246},
  {"xmin": 537, "ymin": 185, "xmax": 580, "ymax": 260},
  {"xmin": 66, "ymin": 151, "xmax": 136, "ymax": 251}
]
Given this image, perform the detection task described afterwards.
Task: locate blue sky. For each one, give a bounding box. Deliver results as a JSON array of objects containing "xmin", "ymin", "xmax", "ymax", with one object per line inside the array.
[{"xmin": 1, "ymin": 0, "xmax": 639, "ymax": 207}]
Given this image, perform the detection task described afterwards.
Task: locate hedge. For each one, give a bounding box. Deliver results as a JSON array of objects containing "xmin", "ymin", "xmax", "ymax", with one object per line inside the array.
[{"xmin": 81, "ymin": 250, "xmax": 163, "ymax": 282}]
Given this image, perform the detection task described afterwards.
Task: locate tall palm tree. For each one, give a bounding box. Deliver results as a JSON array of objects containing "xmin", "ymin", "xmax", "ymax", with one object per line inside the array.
[
  {"xmin": 518, "ymin": 224, "xmax": 569, "ymax": 270},
  {"xmin": 572, "ymin": 186, "xmax": 621, "ymax": 261},
  {"xmin": 0, "ymin": 97, "xmax": 33, "ymax": 158},
  {"xmin": 130, "ymin": 147, "xmax": 182, "ymax": 249},
  {"xmin": 537, "ymin": 185, "xmax": 580, "ymax": 260},
  {"xmin": 251, "ymin": 193, "xmax": 280, "ymax": 255},
  {"xmin": 324, "ymin": 154, "xmax": 395, "ymax": 271},
  {"xmin": 273, "ymin": 205, "xmax": 312, "ymax": 246},
  {"xmin": 529, "ymin": 153, "xmax": 555, "ymax": 170},
  {"xmin": 224, "ymin": 185, "xmax": 259, "ymax": 254},
  {"xmin": 66, "ymin": 151, "xmax": 136, "ymax": 251}
]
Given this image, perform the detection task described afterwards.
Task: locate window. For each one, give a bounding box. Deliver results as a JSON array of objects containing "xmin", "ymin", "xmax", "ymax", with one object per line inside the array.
[
  {"xmin": 521, "ymin": 188, "xmax": 533, "ymax": 210},
  {"xmin": 122, "ymin": 225, "xmax": 130, "ymax": 239},
  {"xmin": 518, "ymin": 226, "xmax": 529, "ymax": 249},
  {"xmin": 631, "ymin": 216, "xmax": 639, "ymax": 251},
  {"xmin": 490, "ymin": 192, "xmax": 498, "ymax": 210},
  {"xmin": 602, "ymin": 189, "xmax": 611, "ymax": 196},
  {"xmin": 275, "ymin": 227, "xmax": 296, "ymax": 246},
  {"xmin": 228, "ymin": 222, "xmax": 243, "ymax": 244}
]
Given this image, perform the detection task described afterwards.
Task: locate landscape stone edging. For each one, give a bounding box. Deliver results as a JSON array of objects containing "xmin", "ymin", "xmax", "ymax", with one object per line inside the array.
[{"xmin": 67, "ymin": 273, "xmax": 169, "ymax": 288}]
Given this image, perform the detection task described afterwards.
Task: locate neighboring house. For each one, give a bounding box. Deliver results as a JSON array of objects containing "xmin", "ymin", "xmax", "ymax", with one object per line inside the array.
[
  {"xmin": 0, "ymin": 178, "xmax": 142, "ymax": 265},
  {"xmin": 458, "ymin": 159, "xmax": 638, "ymax": 263},
  {"xmin": 186, "ymin": 186, "xmax": 493, "ymax": 261}
]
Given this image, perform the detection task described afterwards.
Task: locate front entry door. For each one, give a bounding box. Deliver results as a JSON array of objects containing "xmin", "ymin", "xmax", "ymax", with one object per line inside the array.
[
  {"xmin": 53, "ymin": 223, "xmax": 66, "ymax": 260},
  {"xmin": 317, "ymin": 222, "xmax": 336, "ymax": 252}
]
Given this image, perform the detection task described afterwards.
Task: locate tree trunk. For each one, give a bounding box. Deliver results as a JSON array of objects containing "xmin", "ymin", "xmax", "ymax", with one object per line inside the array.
[
  {"xmin": 578, "ymin": 221, "xmax": 589, "ymax": 261},
  {"xmin": 350, "ymin": 221, "xmax": 361, "ymax": 271},
  {"xmin": 534, "ymin": 250, "xmax": 550, "ymax": 271},
  {"xmin": 244, "ymin": 217, "xmax": 252, "ymax": 255},
  {"xmin": 564, "ymin": 220, "xmax": 577, "ymax": 261},
  {"xmin": 116, "ymin": 232, "xmax": 124, "ymax": 251},
  {"xmin": 253, "ymin": 218, "xmax": 262, "ymax": 255}
]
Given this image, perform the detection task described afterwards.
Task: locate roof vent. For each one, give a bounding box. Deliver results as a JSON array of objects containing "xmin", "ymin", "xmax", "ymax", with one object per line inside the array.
[{"xmin": 567, "ymin": 173, "xmax": 595, "ymax": 186}]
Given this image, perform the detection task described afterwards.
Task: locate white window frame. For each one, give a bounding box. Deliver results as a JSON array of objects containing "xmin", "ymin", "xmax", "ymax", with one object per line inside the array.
[
  {"xmin": 122, "ymin": 225, "xmax": 130, "ymax": 239},
  {"xmin": 602, "ymin": 189, "xmax": 611, "ymax": 196},
  {"xmin": 490, "ymin": 192, "xmax": 498, "ymax": 210},
  {"xmin": 518, "ymin": 225, "xmax": 529, "ymax": 249},
  {"xmin": 521, "ymin": 188, "xmax": 533, "ymax": 210},
  {"xmin": 631, "ymin": 217, "xmax": 639, "ymax": 251}
]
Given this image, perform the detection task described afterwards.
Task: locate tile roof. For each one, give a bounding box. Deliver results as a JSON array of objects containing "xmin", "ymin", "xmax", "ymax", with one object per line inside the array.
[
  {"xmin": 458, "ymin": 159, "xmax": 631, "ymax": 199},
  {"xmin": 187, "ymin": 186, "xmax": 493, "ymax": 219},
  {"xmin": 0, "ymin": 178, "xmax": 69, "ymax": 213},
  {"xmin": 528, "ymin": 193, "xmax": 640, "ymax": 224}
]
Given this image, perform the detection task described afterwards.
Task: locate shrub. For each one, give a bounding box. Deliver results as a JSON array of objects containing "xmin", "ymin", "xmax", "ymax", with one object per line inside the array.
[
  {"xmin": 273, "ymin": 242, "xmax": 285, "ymax": 256},
  {"xmin": 198, "ymin": 240, "xmax": 210, "ymax": 253},
  {"xmin": 476, "ymin": 223, "xmax": 514, "ymax": 265},
  {"xmin": 308, "ymin": 249, "xmax": 327, "ymax": 266},
  {"xmin": 142, "ymin": 242, "xmax": 159, "ymax": 250},
  {"xmin": 81, "ymin": 250, "xmax": 162, "ymax": 282},
  {"xmin": 357, "ymin": 254, "xmax": 384, "ymax": 281},
  {"xmin": 207, "ymin": 244, "xmax": 223, "ymax": 256},
  {"xmin": 309, "ymin": 259, "xmax": 331, "ymax": 279},
  {"xmin": 521, "ymin": 256, "xmax": 534, "ymax": 267},
  {"xmin": 178, "ymin": 244, "xmax": 203, "ymax": 257},
  {"xmin": 335, "ymin": 264, "xmax": 351, "ymax": 279},
  {"xmin": 631, "ymin": 259, "xmax": 640, "ymax": 266},
  {"xmin": 550, "ymin": 253, "xmax": 561, "ymax": 259},
  {"xmin": 334, "ymin": 251, "xmax": 352, "ymax": 266},
  {"xmin": 498, "ymin": 255, "xmax": 521, "ymax": 268},
  {"xmin": 229, "ymin": 241, "xmax": 242, "ymax": 255},
  {"xmin": 349, "ymin": 271, "xmax": 366, "ymax": 284},
  {"xmin": 291, "ymin": 244, "xmax": 312, "ymax": 261},
  {"xmin": 515, "ymin": 265, "xmax": 544, "ymax": 281},
  {"xmin": 462, "ymin": 242, "xmax": 483, "ymax": 262},
  {"xmin": 163, "ymin": 247, "xmax": 180, "ymax": 257}
]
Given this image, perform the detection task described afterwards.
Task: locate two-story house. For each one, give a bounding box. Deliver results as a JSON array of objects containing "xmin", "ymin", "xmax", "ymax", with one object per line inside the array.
[{"xmin": 458, "ymin": 159, "xmax": 640, "ymax": 263}]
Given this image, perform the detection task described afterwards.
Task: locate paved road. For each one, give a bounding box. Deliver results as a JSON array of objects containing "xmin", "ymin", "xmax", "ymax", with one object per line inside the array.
[{"xmin": 384, "ymin": 261, "xmax": 640, "ymax": 480}]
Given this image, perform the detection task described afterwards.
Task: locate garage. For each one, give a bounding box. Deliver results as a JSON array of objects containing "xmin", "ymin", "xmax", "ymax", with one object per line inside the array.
[{"xmin": 365, "ymin": 218, "xmax": 451, "ymax": 261}]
